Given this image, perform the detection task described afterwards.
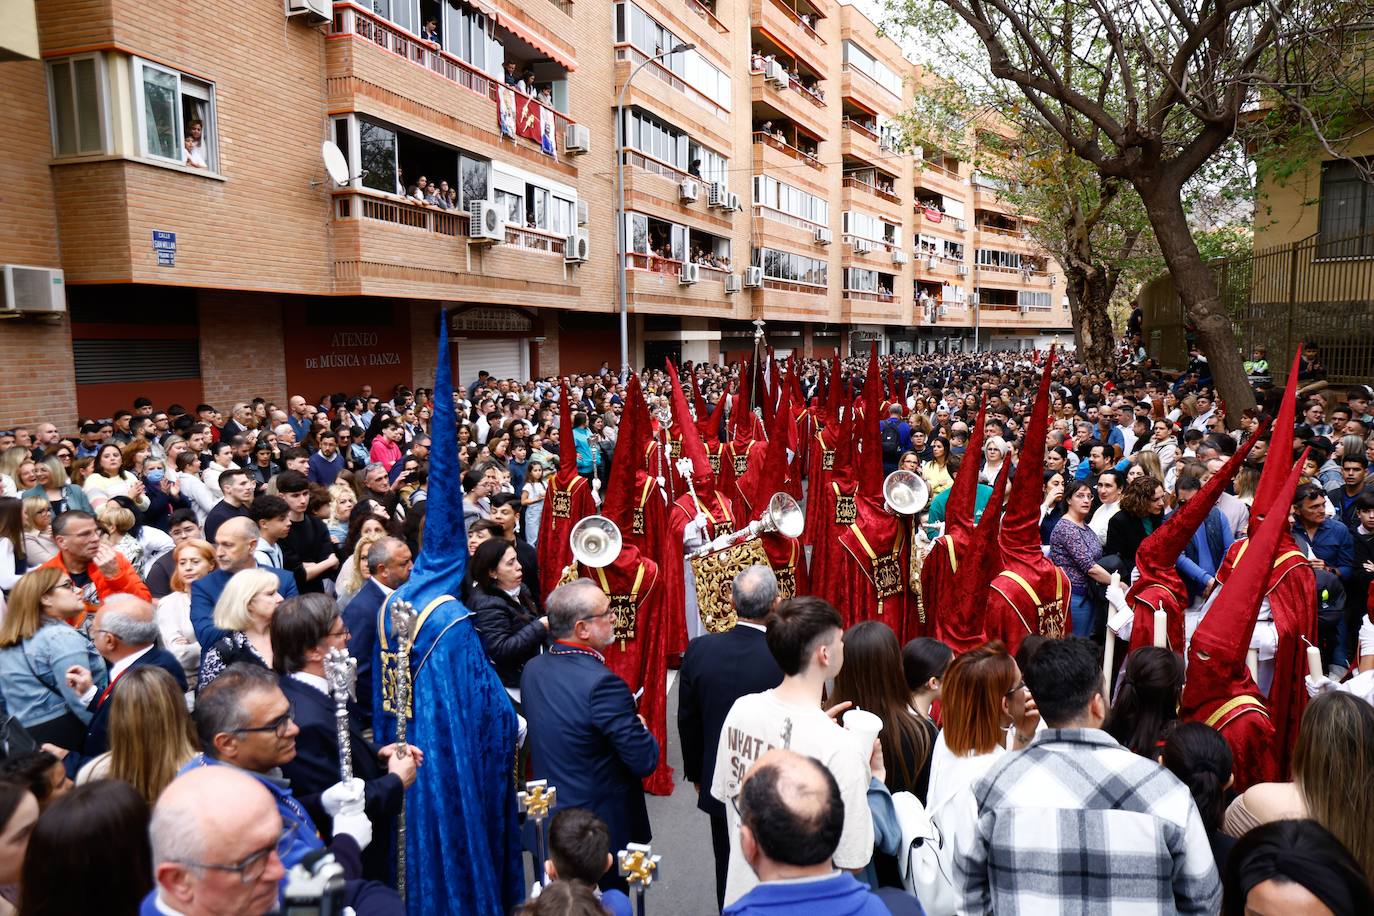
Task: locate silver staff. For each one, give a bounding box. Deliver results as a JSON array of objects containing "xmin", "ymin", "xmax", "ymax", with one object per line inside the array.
[
  {"xmin": 518, "ymin": 779, "xmax": 557, "ymax": 887},
  {"xmin": 388, "ymin": 598, "xmax": 419, "ymax": 900},
  {"xmin": 617, "ymin": 842, "xmax": 662, "ymax": 916},
  {"xmin": 322, "ymin": 647, "xmax": 357, "ymax": 784}
]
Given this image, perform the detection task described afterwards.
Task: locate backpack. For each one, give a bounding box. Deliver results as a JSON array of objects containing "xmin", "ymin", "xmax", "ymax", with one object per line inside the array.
[
  {"xmin": 881, "ymin": 419, "xmax": 904, "ymax": 461},
  {"xmin": 892, "ymin": 790, "xmax": 960, "ymax": 916}
]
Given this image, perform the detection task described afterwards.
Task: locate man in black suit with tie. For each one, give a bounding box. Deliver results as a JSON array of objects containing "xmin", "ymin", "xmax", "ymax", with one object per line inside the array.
[
  {"xmin": 64, "ymin": 594, "xmax": 189, "ymax": 764},
  {"xmin": 677, "ymin": 564, "xmax": 784, "ymax": 908},
  {"xmin": 520, "ymin": 579, "xmax": 659, "ymax": 892},
  {"xmin": 271, "ymin": 593, "xmax": 417, "ymax": 885},
  {"xmin": 342, "ymin": 537, "xmax": 412, "ymax": 729}
]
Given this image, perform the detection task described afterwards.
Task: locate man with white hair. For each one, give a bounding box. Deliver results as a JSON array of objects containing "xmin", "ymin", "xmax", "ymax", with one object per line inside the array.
[
  {"xmin": 65, "ymin": 593, "xmax": 189, "ymax": 761},
  {"xmin": 144, "ymin": 766, "xmax": 287, "ymax": 915}
]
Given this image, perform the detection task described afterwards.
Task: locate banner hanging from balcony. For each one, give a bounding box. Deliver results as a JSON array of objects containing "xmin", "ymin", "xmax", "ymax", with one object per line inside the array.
[
  {"xmin": 498, "ymin": 87, "xmax": 517, "ymax": 139},
  {"xmin": 540, "ymin": 105, "xmax": 556, "ymax": 156}
]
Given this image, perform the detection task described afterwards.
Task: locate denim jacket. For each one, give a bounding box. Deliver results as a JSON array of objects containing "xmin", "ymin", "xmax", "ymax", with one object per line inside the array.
[{"xmin": 0, "ymin": 618, "xmax": 107, "ymax": 727}]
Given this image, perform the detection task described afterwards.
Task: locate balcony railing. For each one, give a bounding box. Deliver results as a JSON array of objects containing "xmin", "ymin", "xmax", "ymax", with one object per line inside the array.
[
  {"xmin": 842, "ymin": 176, "xmax": 900, "ymax": 205},
  {"xmin": 917, "ymin": 159, "xmax": 961, "ymax": 182},
  {"xmin": 616, "ymin": 44, "xmax": 729, "ymax": 120},
  {"xmin": 623, "ymin": 148, "xmax": 694, "ymax": 185},
  {"xmin": 976, "ymin": 262, "xmax": 1049, "ymax": 278},
  {"xmin": 688, "ymin": 0, "xmax": 730, "ymax": 33},
  {"xmin": 843, "ymin": 289, "xmax": 896, "ymax": 302},
  {"xmin": 330, "ymin": 4, "xmax": 575, "ymax": 154},
  {"xmin": 628, "ymin": 253, "xmax": 733, "ymax": 276},
  {"xmin": 754, "ymin": 66, "xmax": 826, "ymax": 108},
  {"xmin": 753, "ymin": 204, "xmax": 825, "ymax": 233},
  {"xmin": 976, "ymin": 222, "xmax": 1024, "ymax": 238},
  {"xmin": 841, "ymin": 62, "xmax": 902, "ymax": 103},
  {"xmin": 506, "ymin": 225, "xmax": 566, "ymax": 255},
  {"xmin": 842, "ymin": 116, "xmax": 880, "ymax": 143},
  {"xmin": 762, "ymin": 277, "xmax": 826, "ymax": 293},
  {"xmin": 765, "ymin": 0, "xmax": 826, "ymax": 44},
  {"xmin": 752, "ymin": 132, "xmax": 823, "ymax": 170},
  {"xmin": 334, "ymin": 188, "xmax": 470, "ymax": 236}
]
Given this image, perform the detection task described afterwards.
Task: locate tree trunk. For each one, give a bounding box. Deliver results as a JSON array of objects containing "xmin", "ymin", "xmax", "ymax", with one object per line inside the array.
[
  {"xmin": 1137, "ymin": 182, "xmax": 1257, "ymax": 413},
  {"xmin": 1063, "ymin": 263, "xmax": 1116, "ymax": 374}
]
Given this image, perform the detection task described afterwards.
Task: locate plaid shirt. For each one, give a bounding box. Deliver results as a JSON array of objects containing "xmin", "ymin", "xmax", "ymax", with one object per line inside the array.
[{"xmin": 956, "ymin": 728, "xmax": 1220, "ymax": 915}]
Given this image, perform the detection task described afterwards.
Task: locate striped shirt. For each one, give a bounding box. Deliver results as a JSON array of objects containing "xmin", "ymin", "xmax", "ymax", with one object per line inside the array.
[{"xmin": 956, "ymin": 728, "xmax": 1220, "ymax": 915}]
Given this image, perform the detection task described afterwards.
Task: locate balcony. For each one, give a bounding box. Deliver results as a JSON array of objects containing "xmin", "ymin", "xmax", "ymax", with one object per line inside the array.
[
  {"xmin": 842, "ymin": 176, "xmax": 903, "ymax": 224},
  {"xmin": 975, "ymin": 262, "xmax": 1055, "ymax": 285},
  {"xmin": 621, "ymin": 150, "xmax": 734, "ymax": 229},
  {"xmin": 328, "ymin": 5, "xmax": 577, "ymax": 164},
  {"xmin": 757, "ymin": 280, "xmax": 834, "ymax": 323},
  {"xmin": 916, "ymin": 205, "xmax": 965, "ymax": 235},
  {"xmin": 615, "ymin": 45, "xmax": 730, "ymax": 126},
  {"xmin": 752, "ymin": 131, "xmax": 827, "ymax": 193},
  {"xmin": 918, "ymin": 301, "xmax": 972, "ymax": 327},
  {"xmin": 840, "ymin": 116, "xmax": 890, "ymax": 167},
  {"xmin": 841, "ymin": 63, "xmax": 902, "ymax": 117},
  {"xmin": 751, "ymin": 70, "xmax": 827, "ymax": 137},
  {"xmin": 687, "ymin": 0, "xmax": 730, "ymax": 35},
  {"xmin": 625, "ymin": 254, "xmax": 738, "ymax": 313},
  {"xmin": 330, "ymin": 188, "xmax": 576, "ymax": 305},
  {"xmin": 841, "ymin": 290, "xmax": 907, "ymax": 325},
  {"xmin": 752, "ymin": 0, "xmax": 827, "ymax": 63},
  {"xmin": 914, "ymin": 159, "xmax": 964, "ymax": 199}
]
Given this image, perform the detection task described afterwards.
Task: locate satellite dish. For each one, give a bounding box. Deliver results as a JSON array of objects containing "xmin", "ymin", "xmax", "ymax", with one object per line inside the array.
[{"xmin": 321, "ymin": 141, "xmax": 350, "ymax": 186}]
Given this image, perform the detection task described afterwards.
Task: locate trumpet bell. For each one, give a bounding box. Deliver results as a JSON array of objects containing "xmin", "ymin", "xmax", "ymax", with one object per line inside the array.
[
  {"xmin": 765, "ymin": 492, "xmax": 805, "ymax": 539},
  {"xmin": 570, "ymin": 515, "xmax": 622, "ymax": 568},
  {"xmin": 883, "ymin": 470, "xmax": 929, "ymax": 515}
]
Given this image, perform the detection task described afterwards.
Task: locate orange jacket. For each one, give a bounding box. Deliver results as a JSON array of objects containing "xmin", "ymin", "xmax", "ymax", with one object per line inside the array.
[{"xmin": 39, "ymin": 552, "xmax": 151, "ymax": 628}]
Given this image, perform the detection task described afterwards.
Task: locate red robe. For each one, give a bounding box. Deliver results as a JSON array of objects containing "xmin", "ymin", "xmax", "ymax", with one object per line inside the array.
[
  {"xmin": 803, "ymin": 427, "xmax": 842, "ymax": 548},
  {"xmin": 837, "ymin": 493, "xmax": 911, "ymax": 639},
  {"xmin": 536, "ymin": 472, "xmax": 595, "ymax": 602},
  {"xmin": 623, "ymin": 473, "xmax": 684, "ymax": 667},
  {"xmin": 986, "ymin": 567, "xmax": 1072, "ymax": 657},
  {"xmin": 760, "ymin": 531, "xmax": 809, "ymax": 601},
  {"xmin": 576, "ymin": 551, "xmax": 675, "ymax": 795},
  {"xmin": 1189, "ymin": 694, "xmax": 1278, "ymax": 793}
]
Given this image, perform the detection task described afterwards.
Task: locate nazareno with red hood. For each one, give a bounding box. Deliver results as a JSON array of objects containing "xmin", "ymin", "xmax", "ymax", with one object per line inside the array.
[{"xmin": 536, "ymin": 381, "xmax": 597, "ymax": 599}]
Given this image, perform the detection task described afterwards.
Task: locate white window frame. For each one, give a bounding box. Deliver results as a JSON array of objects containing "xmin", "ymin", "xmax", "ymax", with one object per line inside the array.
[
  {"xmin": 131, "ymin": 57, "xmax": 219, "ymax": 172},
  {"xmin": 45, "ymin": 54, "xmax": 111, "ymax": 158}
]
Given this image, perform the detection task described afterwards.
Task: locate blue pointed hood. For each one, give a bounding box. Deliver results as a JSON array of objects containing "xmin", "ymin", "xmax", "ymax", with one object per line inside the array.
[{"xmin": 394, "ymin": 312, "xmax": 469, "ymax": 618}]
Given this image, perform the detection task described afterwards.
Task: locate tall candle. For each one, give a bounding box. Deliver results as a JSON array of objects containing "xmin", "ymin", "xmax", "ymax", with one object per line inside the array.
[
  {"xmin": 1102, "ymin": 637, "xmax": 1115, "ymax": 703},
  {"xmin": 1246, "ymin": 649, "xmax": 1259, "ymax": 682},
  {"xmin": 1153, "ymin": 609, "xmax": 1167, "ymax": 649},
  {"xmin": 1307, "ymin": 645, "xmax": 1323, "ymax": 679}
]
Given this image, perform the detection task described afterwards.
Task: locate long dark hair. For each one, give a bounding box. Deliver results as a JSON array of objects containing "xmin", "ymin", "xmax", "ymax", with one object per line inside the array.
[
  {"xmin": 1162, "ymin": 722, "xmax": 1232, "ymax": 833},
  {"xmin": 1103, "ymin": 647, "xmax": 1184, "ymax": 755},
  {"xmin": 18, "ymin": 780, "xmax": 152, "ymax": 916},
  {"xmin": 0, "ymin": 496, "xmax": 22, "ymax": 559},
  {"xmin": 902, "ymin": 637, "xmax": 953, "ymax": 694},
  {"xmin": 829, "ymin": 621, "xmax": 929, "ymax": 791},
  {"xmin": 470, "ymin": 537, "xmax": 518, "ymax": 597},
  {"xmin": 1222, "ymin": 819, "xmax": 1374, "ymax": 916}
]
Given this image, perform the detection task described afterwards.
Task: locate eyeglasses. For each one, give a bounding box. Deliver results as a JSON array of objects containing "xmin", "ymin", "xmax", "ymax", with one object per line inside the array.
[
  {"xmin": 1005, "ymin": 681, "xmax": 1027, "ymax": 697},
  {"xmin": 49, "ymin": 579, "xmax": 82, "ymax": 594},
  {"xmin": 578, "ymin": 608, "xmax": 615, "ymax": 625},
  {"xmin": 177, "ymin": 841, "xmax": 279, "ymax": 884},
  {"xmin": 327, "ymin": 624, "xmax": 352, "ymax": 641},
  {"xmin": 233, "ymin": 703, "xmax": 295, "ymax": 738}
]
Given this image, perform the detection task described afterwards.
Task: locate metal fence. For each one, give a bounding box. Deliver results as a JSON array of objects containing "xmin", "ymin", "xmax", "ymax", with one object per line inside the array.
[{"xmin": 1145, "ymin": 231, "xmax": 1374, "ymax": 386}]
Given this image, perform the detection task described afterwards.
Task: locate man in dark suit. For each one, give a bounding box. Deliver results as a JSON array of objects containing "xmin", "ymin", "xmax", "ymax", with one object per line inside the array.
[
  {"xmin": 271, "ymin": 592, "xmax": 417, "ymax": 884},
  {"xmin": 64, "ymin": 594, "xmax": 189, "ymax": 765},
  {"xmin": 190, "ymin": 516, "xmax": 298, "ymax": 647},
  {"xmin": 342, "ymin": 537, "xmax": 412, "ymax": 728},
  {"xmin": 677, "ymin": 564, "xmax": 784, "ymax": 908},
  {"xmin": 520, "ymin": 579, "xmax": 659, "ymax": 892}
]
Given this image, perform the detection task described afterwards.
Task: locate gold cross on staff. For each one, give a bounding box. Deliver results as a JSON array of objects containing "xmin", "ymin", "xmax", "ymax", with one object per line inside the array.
[
  {"xmin": 517, "ymin": 780, "xmax": 557, "ymax": 819},
  {"xmin": 618, "ymin": 842, "xmax": 661, "ymax": 888}
]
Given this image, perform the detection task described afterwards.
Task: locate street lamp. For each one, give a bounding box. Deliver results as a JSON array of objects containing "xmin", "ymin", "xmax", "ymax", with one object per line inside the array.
[{"xmin": 616, "ymin": 41, "xmax": 696, "ymax": 381}]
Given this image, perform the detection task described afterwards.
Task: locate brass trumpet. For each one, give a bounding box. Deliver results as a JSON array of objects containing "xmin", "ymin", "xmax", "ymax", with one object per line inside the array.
[{"xmin": 569, "ymin": 515, "xmax": 622, "ymax": 568}]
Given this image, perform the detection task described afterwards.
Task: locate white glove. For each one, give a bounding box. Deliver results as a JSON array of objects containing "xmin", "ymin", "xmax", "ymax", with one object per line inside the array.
[
  {"xmin": 1305, "ymin": 674, "xmax": 1336, "ymax": 698},
  {"xmin": 321, "ymin": 778, "xmax": 365, "ymax": 817},
  {"xmin": 332, "ymin": 807, "xmax": 373, "ymax": 852}
]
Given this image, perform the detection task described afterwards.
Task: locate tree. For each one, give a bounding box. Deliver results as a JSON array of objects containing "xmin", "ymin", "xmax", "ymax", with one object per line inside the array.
[{"xmin": 889, "ymin": 0, "xmax": 1373, "ymax": 412}]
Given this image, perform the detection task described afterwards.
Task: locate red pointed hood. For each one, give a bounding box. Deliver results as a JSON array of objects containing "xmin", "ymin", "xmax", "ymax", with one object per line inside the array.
[
  {"xmin": 689, "ymin": 369, "xmax": 709, "ymax": 422},
  {"xmin": 741, "ymin": 381, "xmax": 795, "ymax": 512},
  {"xmin": 995, "ymin": 346, "xmax": 1057, "ymax": 572},
  {"xmin": 557, "ymin": 381, "xmax": 578, "ymax": 479},
  {"xmin": 888, "ymin": 365, "xmax": 901, "ymax": 409},
  {"xmin": 856, "ymin": 342, "xmax": 886, "ymax": 495},
  {"xmin": 666, "ymin": 360, "xmax": 714, "ymax": 490},
  {"xmin": 1130, "ymin": 419, "xmax": 1268, "ymax": 610},
  {"xmin": 825, "ymin": 356, "xmax": 845, "ymax": 427},
  {"xmin": 945, "ymin": 397, "xmax": 989, "ymax": 546},
  {"xmin": 943, "ymin": 456, "xmax": 1010, "ymax": 649},
  {"xmin": 601, "ymin": 375, "xmax": 651, "ymax": 530},
  {"xmin": 1250, "ymin": 345, "xmax": 1305, "ymax": 534},
  {"xmin": 763, "ymin": 352, "xmax": 780, "ymax": 430},
  {"xmin": 700, "ymin": 387, "xmax": 727, "ymax": 446},
  {"xmin": 1182, "ymin": 452, "xmax": 1308, "ymax": 714}
]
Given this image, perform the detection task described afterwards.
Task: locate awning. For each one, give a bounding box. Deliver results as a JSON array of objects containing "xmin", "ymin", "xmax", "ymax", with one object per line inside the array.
[{"xmin": 497, "ymin": 10, "xmax": 578, "ymax": 71}]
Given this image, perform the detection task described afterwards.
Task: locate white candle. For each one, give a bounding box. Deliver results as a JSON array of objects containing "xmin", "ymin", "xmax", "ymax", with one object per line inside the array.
[
  {"xmin": 1246, "ymin": 649, "xmax": 1259, "ymax": 682},
  {"xmin": 1307, "ymin": 645, "xmax": 1323, "ymax": 679},
  {"xmin": 1102, "ymin": 636, "xmax": 1115, "ymax": 703},
  {"xmin": 1153, "ymin": 609, "xmax": 1168, "ymax": 649}
]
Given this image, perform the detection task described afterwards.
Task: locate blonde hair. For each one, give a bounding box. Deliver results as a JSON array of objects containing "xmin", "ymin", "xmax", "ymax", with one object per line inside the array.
[
  {"xmin": 335, "ymin": 532, "xmax": 382, "ymax": 600},
  {"xmin": 1293, "ymin": 692, "xmax": 1374, "ymax": 882},
  {"xmin": 169, "ymin": 539, "xmax": 216, "ymax": 594},
  {"xmin": 39, "ymin": 456, "xmax": 69, "ymax": 489},
  {"xmin": 328, "ymin": 482, "xmax": 356, "ymax": 524},
  {"xmin": 98, "ymin": 504, "xmax": 136, "ymax": 537},
  {"xmin": 1130, "ymin": 450, "xmax": 1164, "ymax": 485},
  {"xmin": 0, "ymin": 447, "xmax": 29, "ymax": 484},
  {"xmin": 107, "ymin": 666, "xmax": 199, "ymax": 805},
  {"xmin": 0, "ymin": 568, "xmax": 64, "ymax": 648},
  {"xmin": 212, "ymin": 568, "xmax": 280, "ymax": 631},
  {"xmin": 21, "ymin": 495, "xmax": 50, "ymax": 533}
]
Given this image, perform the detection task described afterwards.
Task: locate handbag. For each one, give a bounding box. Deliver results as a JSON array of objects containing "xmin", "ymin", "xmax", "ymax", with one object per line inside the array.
[
  {"xmin": 891, "ymin": 790, "xmax": 960, "ymax": 916},
  {"xmin": 0, "ymin": 715, "xmax": 37, "ymax": 759}
]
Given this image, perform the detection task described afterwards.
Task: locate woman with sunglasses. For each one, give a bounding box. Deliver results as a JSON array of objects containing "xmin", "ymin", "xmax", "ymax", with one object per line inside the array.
[{"xmin": 0, "ymin": 568, "xmax": 107, "ymax": 750}]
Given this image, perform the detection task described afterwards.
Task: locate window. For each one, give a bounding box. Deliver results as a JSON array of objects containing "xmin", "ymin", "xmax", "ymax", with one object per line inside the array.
[
  {"xmin": 623, "ymin": 109, "xmax": 687, "ymax": 168},
  {"xmin": 1019, "ymin": 291, "xmax": 1051, "ymax": 309},
  {"xmin": 842, "ymin": 40, "xmax": 902, "ymax": 98},
  {"xmin": 688, "ymin": 141, "xmax": 728, "ymax": 188},
  {"xmin": 1317, "ymin": 159, "xmax": 1374, "ymax": 258},
  {"xmin": 496, "ymin": 190, "xmax": 523, "ymax": 224},
  {"xmin": 460, "ymin": 154, "xmax": 489, "ymax": 207},
  {"xmin": 360, "ymin": 121, "xmax": 399, "ymax": 194},
  {"xmin": 551, "ymin": 196, "xmax": 576, "ymax": 235},
  {"xmin": 977, "ymin": 248, "xmax": 1022, "ymax": 269},
  {"xmin": 616, "ymin": 2, "xmax": 731, "ymax": 110},
  {"xmin": 843, "ymin": 210, "xmax": 897, "ymax": 245},
  {"xmin": 46, "ymin": 55, "xmax": 107, "ymax": 157},
  {"xmin": 752, "ymin": 176, "xmax": 828, "ymax": 226},
  {"xmin": 133, "ymin": 59, "xmax": 217, "ymax": 171},
  {"xmin": 753, "ymin": 247, "xmax": 827, "ymax": 286},
  {"xmin": 845, "ymin": 268, "xmax": 878, "ymax": 293}
]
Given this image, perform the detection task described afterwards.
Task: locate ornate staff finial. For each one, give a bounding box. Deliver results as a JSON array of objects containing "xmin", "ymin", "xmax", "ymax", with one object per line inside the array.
[{"xmin": 322, "ymin": 647, "xmax": 358, "ymax": 783}]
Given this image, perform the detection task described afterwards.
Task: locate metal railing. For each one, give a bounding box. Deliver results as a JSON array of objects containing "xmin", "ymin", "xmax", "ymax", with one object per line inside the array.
[
  {"xmin": 753, "ymin": 204, "xmax": 826, "ymax": 232},
  {"xmin": 766, "ymin": 0, "xmax": 825, "ymax": 43},
  {"xmin": 505, "ymin": 225, "xmax": 566, "ymax": 255},
  {"xmin": 615, "ymin": 45, "xmax": 730, "ymax": 121},
  {"xmin": 622, "ymin": 149, "xmax": 694, "ymax": 185},
  {"xmin": 842, "ymin": 176, "xmax": 900, "ymax": 205},
  {"xmin": 842, "ymin": 116, "xmax": 880, "ymax": 143},
  {"xmin": 688, "ymin": 0, "xmax": 730, "ymax": 33},
  {"xmin": 334, "ymin": 189, "xmax": 470, "ymax": 237},
  {"xmin": 752, "ymin": 132, "xmax": 824, "ymax": 169}
]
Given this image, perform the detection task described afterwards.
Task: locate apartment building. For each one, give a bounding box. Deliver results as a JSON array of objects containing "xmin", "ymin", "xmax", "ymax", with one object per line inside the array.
[{"xmin": 0, "ymin": 0, "xmax": 1068, "ymax": 427}]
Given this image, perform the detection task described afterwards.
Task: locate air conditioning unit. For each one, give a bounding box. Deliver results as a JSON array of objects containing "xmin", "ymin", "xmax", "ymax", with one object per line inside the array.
[
  {"xmin": 725, "ymin": 273, "xmax": 742, "ymax": 293},
  {"xmin": 564, "ymin": 124, "xmax": 590, "ymax": 155},
  {"xmin": 707, "ymin": 182, "xmax": 725, "ymax": 208},
  {"xmin": 1, "ymin": 265, "xmax": 66, "ymax": 314},
  {"xmin": 743, "ymin": 266, "xmax": 764, "ymax": 288},
  {"xmin": 851, "ymin": 239, "xmax": 872, "ymax": 255},
  {"xmin": 679, "ymin": 180, "xmax": 699, "ymax": 203},
  {"xmin": 726, "ymin": 191, "xmax": 742, "ymax": 212},
  {"xmin": 284, "ymin": 0, "xmax": 330, "ymax": 25},
  {"xmin": 576, "ymin": 201, "xmax": 589, "ymax": 226},
  {"xmin": 679, "ymin": 262, "xmax": 700, "ymax": 285},
  {"xmin": 1049, "ymin": 274, "xmax": 1057, "ymax": 287},
  {"xmin": 937, "ymin": 304, "xmax": 948, "ymax": 318},
  {"xmin": 1019, "ymin": 304, "xmax": 1029, "ymax": 315},
  {"xmin": 926, "ymin": 256, "xmax": 939, "ymax": 270},
  {"xmin": 467, "ymin": 200, "xmax": 505, "ymax": 243},
  {"xmin": 957, "ymin": 264, "xmax": 969, "ymax": 277},
  {"xmin": 954, "ymin": 219, "xmax": 967, "ymax": 232},
  {"xmin": 892, "ymin": 250, "xmax": 908, "ymax": 265},
  {"xmin": 766, "ymin": 61, "xmax": 788, "ymax": 86},
  {"xmin": 814, "ymin": 227, "xmax": 832, "ymax": 246},
  {"xmin": 564, "ymin": 230, "xmax": 590, "ymax": 263}
]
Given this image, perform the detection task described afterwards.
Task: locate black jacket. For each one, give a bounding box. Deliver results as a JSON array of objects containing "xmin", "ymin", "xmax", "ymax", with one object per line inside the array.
[
  {"xmin": 77, "ymin": 646, "xmax": 188, "ymax": 765},
  {"xmin": 676, "ymin": 623, "xmax": 783, "ymax": 818},
  {"xmin": 470, "ymin": 586, "xmax": 546, "ymax": 688}
]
